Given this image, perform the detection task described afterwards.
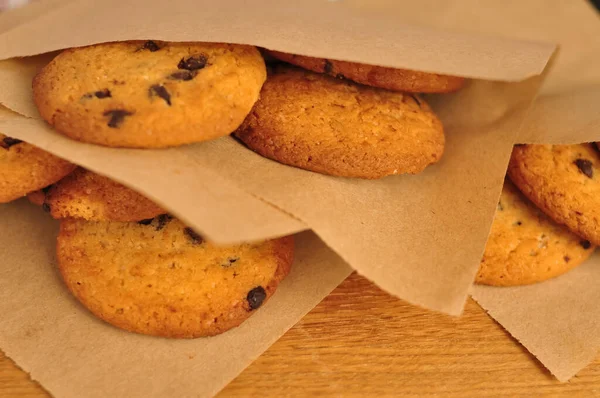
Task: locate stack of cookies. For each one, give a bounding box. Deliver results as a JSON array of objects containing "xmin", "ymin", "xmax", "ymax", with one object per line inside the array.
[
  {"xmin": 3, "ymin": 39, "xmax": 469, "ymax": 337},
  {"xmin": 30, "ymin": 40, "xmax": 464, "ymax": 179},
  {"xmin": 476, "ymin": 144, "xmax": 599, "ymax": 286}
]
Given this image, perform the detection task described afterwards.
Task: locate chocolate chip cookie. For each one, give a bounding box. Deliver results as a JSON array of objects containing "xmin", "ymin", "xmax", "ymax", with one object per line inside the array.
[
  {"xmin": 235, "ymin": 67, "xmax": 444, "ymax": 179},
  {"xmin": 33, "ymin": 41, "xmax": 266, "ymax": 148},
  {"xmin": 0, "ymin": 134, "xmax": 76, "ymax": 203},
  {"xmin": 508, "ymin": 144, "xmax": 600, "ymax": 246},
  {"xmin": 56, "ymin": 216, "xmax": 294, "ymax": 338},
  {"xmin": 476, "ymin": 179, "xmax": 595, "ymax": 286},
  {"xmin": 40, "ymin": 168, "xmax": 164, "ymax": 221},
  {"xmin": 267, "ymin": 50, "xmax": 465, "ymax": 93}
]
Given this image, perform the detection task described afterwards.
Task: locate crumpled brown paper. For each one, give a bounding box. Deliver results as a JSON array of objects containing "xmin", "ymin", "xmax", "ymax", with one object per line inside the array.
[{"xmin": 1, "ymin": 0, "xmax": 597, "ymax": 395}]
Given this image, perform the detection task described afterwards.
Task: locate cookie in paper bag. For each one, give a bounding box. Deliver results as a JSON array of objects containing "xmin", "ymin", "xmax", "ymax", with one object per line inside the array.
[
  {"xmin": 57, "ymin": 217, "xmax": 294, "ymax": 338},
  {"xmin": 0, "ymin": 134, "xmax": 76, "ymax": 203},
  {"xmin": 476, "ymin": 179, "xmax": 595, "ymax": 286},
  {"xmin": 40, "ymin": 168, "xmax": 164, "ymax": 222},
  {"xmin": 235, "ymin": 67, "xmax": 444, "ymax": 179},
  {"xmin": 508, "ymin": 143, "xmax": 600, "ymax": 246},
  {"xmin": 267, "ymin": 50, "xmax": 466, "ymax": 93},
  {"xmin": 33, "ymin": 41, "xmax": 266, "ymax": 148}
]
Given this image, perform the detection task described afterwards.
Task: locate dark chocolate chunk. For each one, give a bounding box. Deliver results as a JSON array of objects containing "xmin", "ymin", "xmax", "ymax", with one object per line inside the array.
[
  {"xmin": 177, "ymin": 54, "xmax": 208, "ymax": 71},
  {"xmin": 137, "ymin": 218, "xmax": 153, "ymax": 225},
  {"xmin": 42, "ymin": 203, "xmax": 51, "ymax": 213},
  {"xmin": 141, "ymin": 41, "xmax": 160, "ymax": 52},
  {"xmin": 247, "ymin": 286, "xmax": 267, "ymax": 310},
  {"xmin": 168, "ymin": 70, "xmax": 196, "ymax": 81},
  {"xmin": 82, "ymin": 89, "xmax": 111, "ymax": 100},
  {"xmin": 94, "ymin": 89, "xmax": 112, "ymax": 99},
  {"xmin": 155, "ymin": 214, "xmax": 172, "ymax": 231},
  {"xmin": 2, "ymin": 137, "xmax": 22, "ymax": 148},
  {"xmin": 581, "ymin": 240, "xmax": 592, "ymax": 249},
  {"xmin": 103, "ymin": 109, "xmax": 133, "ymax": 128},
  {"xmin": 574, "ymin": 158, "xmax": 594, "ymax": 178},
  {"xmin": 149, "ymin": 84, "xmax": 171, "ymax": 106},
  {"xmin": 564, "ymin": 256, "xmax": 571, "ymax": 263},
  {"xmin": 323, "ymin": 59, "xmax": 333, "ymax": 74},
  {"xmin": 184, "ymin": 227, "xmax": 204, "ymax": 244}
]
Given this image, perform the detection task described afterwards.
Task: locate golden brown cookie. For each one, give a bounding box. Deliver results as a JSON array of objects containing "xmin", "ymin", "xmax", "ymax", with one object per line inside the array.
[
  {"xmin": 235, "ymin": 67, "xmax": 444, "ymax": 179},
  {"xmin": 41, "ymin": 168, "xmax": 164, "ymax": 221},
  {"xmin": 508, "ymin": 144, "xmax": 600, "ymax": 246},
  {"xmin": 33, "ymin": 41, "xmax": 266, "ymax": 148},
  {"xmin": 476, "ymin": 180, "xmax": 595, "ymax": 286},
  {"xmin": 267, "ymin": 50, "xmax": 465, "ymax": 93},
  {"xmin": 0, "ymin": 134, "xmax": 76, "ymax": 203},
  {"xmin": 57, "ymin": 216, "xmax": 294, "ymax": 338}
]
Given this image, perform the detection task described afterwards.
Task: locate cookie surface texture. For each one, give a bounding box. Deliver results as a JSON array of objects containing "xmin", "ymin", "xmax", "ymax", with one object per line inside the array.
[
  {"xmin": 33, "ymin": 41, "xmax": 266, "ymax": 148},
  {"xmin": 476, "ymin": 180, "xmax": 594, "ymax": 286},
  {"xmin": 267, "ymin": 50, "xmax": 465, "ymax": 93},
  {"xmin": 235, "ymin": 67, "xmax": 444, "ymax": 179},
  {"xmin": 57, "ymin": 217, "xmax": 294, "ymax": 338},
  {"xmin": 43, "ymin": 168, "xmax": 164, "ymax": 221},
  {"xmin": 508, "ymin": 144, "xmax": 600, "ymax": 245},
  {"xmin": 0, "ymin": 134, "xmax": 76, "ymax": 203}
]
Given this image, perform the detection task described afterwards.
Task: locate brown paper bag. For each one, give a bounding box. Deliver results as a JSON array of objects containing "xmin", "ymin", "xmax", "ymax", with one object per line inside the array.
[
  {"xmin": 0, "ymin": 0, "xmax": 555, "ymax": 316},
  {"xmin": 1, "ymin": 0, "xmax": 594, "ymax": 395}
]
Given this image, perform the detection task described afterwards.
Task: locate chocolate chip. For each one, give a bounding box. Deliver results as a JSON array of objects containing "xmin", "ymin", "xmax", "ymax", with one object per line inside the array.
[
  {"xmin": 168, "ymin": 70, "xmax": 196, "ymax": 81},
  {"xmin": 247, "ymin": 286, "xmax": 267, "ymax": 310},
  {"xmin": 177, "ymin": 54, "xmax": 208, "ymax": 71},
  {"xmin": 137, "ymin": 218, "xmax": 153, "ymax": 225},
  {"xmin": 184, "ymin": 227, "xmax": 204, "ymax": 244},
  {"xmin": 103, "ymin": 109, "xmax": 133, "ymax": 128},
  {"xmin": 94, "ymin": 89, "xmax": 111, "ymax": 99},
  {"xmin": 581, "ymin": 240, "xmax": 592, "ymax": 249},
  {"xmin": 140, "ymin": 41, "xmax": 160, "ymax": 52},
  {"xmin": 515, "ymin": 221, "xmax": 522, "ymax": 226},
  {"xmin": 149, "ymin": 84, "xmax": 171, "ymax": 106},
  {"xmin": 564, "ymin": 256, "xmax": 571, "ymax": 263},
  {"xmin": 82, "ymin": 89, "xmax": 111, "ymax": 100},
  {"xmin": 155, "ymin": 214, "xmax": 172, "ymax": 231},
  {"xmin": 323, "ymin": 60, "xmax": 333, "ymax": 74},
  {"xmin": 42, "ymin": 185, "xmax": 53, "ymax": 194},
  {"xmin": 574, "ymin": 159, "xmax": 593, "ymax": 178},
  {"xmin": 42, "ymin": 203, "xmax": 51, "ymax": 213},
  {"xmin": 2, "ymin": 137, "xmax": 22, "ymax": 148}
]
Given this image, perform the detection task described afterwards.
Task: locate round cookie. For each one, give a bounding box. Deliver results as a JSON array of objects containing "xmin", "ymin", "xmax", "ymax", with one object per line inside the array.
[
  {"xmin": 508, "ymin": 143, "xmax": 600, "ymax": 246},
  {"xmin": 235, "ymin": 67, "xmax": 444, "ymax": 179},
  {"xmin": 57, "ymin": 216, "xmax": 294, "ymax": 338},
  {"xmin": 476, "ymin": 180, "xmax": 595, "ymax": 286},
  {"xmin": 41, "ymin": 168, "xmax": 164, "ymax": 221},
  {"xmin": 33, "ymin": 41, "xmax": 266, "ymax": 148},
  {"xmin": 267, "ymin": 50, "xmax": 465, "ymax": 93},
  {"xmin": 0, "ymin": 134, "xmax": 76, "ymax": 203}
]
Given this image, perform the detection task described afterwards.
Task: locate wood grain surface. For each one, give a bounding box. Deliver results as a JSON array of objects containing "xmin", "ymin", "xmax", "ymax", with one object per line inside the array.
[{"xmin": 1, "ymin": 273, "xmax": 599, "ymax": 397}]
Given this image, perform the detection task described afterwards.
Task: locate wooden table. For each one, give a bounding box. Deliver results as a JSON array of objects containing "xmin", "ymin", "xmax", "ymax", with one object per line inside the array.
[{"xmin": 1, "ymin": 273, "xmax": 599, "ymax": 397}]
